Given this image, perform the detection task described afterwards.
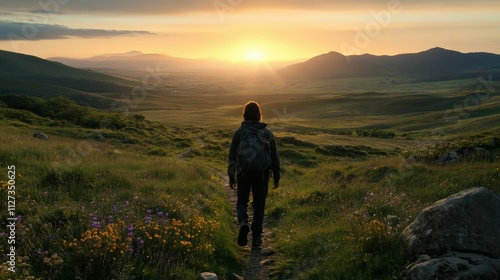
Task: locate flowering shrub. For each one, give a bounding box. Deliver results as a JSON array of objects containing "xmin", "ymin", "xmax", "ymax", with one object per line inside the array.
[
  {"xmin": 0, "ymin": 196, "xmax": 221, "ymax": 279},
  {"xmin": 346, "ymin": 191, "xmax": 407, "ymax": 237}
]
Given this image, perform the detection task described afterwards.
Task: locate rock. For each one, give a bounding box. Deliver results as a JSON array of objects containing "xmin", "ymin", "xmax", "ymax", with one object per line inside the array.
[
  {"xmin": 231, "ymin": 272, "xmax": 244, "ymax": 280},
  {"xmin": 199, "ymin": 272, "xmax": 218, "ymax": 280},
  {"xmin": 260, "ymin": 258, "xmax": 274, "ymax": 266},
  {"xmin": 403, "ymin": 252, "xmax": 500, "ymax": 280},
  {"xmin": 33, "ymin": 131, "xmax": 49, "ymax": 140},
  {"xmin": 401, "ymin": 187, "xmax": 500, "ymax": 279},
  {"xmin": 463, "ymin": 147, "xmax": 490, "ymax": 160},
  {"xmin": 437, "ymin": 151, "xmax": 461, "ymax": 165},
  {"xmin": 260, "ymin": 247, "xmax": 276, "ymax": 257},
  {"xmin": 406, "ymin": 156, "xmax": 422, "ymax": 164},
  {"xmin": 402, "ymin": 187, "xmax": 500, "ymax": 258}
]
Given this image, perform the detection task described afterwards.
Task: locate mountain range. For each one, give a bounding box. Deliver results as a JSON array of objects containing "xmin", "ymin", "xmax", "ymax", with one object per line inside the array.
[
  {"xmin": 279, "ymin": 47, "xmax": 500, "ymax": 81},
  {"xmin": 49, "ymin": 51, "xmax": 229, "ymax": 71},
  {"xmin": 1, "ymin": 47, "xmax": 500, "ymax": 108},
  {"xmin": 48, "ymin": 47, "xmax": 500, "ymax": 81},
  {"xmin": 48, "ymin": 51, "xmax": 296, "ymax": 71}
]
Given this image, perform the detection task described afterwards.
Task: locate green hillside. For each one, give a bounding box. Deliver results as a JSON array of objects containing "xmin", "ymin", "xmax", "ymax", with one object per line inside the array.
[
  {"xmin": 0, "ymin": 50, "xmax": 133, "ymax": 85},
  {"xmin": 0, "ymin": 50, "xmax": 138, "ymax": 107},
  {"xmin": 0, "ymin": 78, "xmax": 116, "ymax": 109},
  {"xmin": 0, "ymin": 90, "xmax": 498, "ymax": 279}
]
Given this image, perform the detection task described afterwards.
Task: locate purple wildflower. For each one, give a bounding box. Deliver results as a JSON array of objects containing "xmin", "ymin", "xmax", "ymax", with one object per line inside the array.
[
  {"xmin": 144, "ymin": 210, "xmax": 153, "ymax": 224},
  {"xmin": 136, "ymin": 237, "xmax": 145, "ymax": 252},
  {"xmin": 90, "ymin": 217, "xmax": 101, "ymax": 229},
  {"xmin": 127, "ymin": 225, "xmax": 135, "ymax": 238}
]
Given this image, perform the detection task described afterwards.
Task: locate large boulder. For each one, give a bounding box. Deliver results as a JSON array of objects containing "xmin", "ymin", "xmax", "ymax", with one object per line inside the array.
[{"xmin": 401, "ymin": 187, "xmax": 500, "ymax": 280}]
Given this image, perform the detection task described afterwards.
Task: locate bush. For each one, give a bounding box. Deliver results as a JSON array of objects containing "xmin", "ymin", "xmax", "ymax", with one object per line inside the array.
[
  {"xmin": 315, "ymin": 145, "xmax": 368, "ymax": 158},
  {"xmin": 356, "ymin": 129, "xmax": 396, "ymax": 138}
]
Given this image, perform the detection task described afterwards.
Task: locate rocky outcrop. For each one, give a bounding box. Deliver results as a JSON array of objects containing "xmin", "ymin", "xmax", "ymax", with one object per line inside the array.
[{"xmin": 401, "ymin": 187, "xmax": 500, "ymax": 280}]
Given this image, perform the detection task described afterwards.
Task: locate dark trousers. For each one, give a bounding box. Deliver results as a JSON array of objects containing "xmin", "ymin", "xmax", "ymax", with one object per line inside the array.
[{"xmin": 237, "ymin": 171, "xmax": 269, "ymax": 237}]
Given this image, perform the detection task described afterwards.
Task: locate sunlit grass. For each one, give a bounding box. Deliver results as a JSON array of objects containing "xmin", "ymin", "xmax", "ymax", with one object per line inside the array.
[
  {"xmin": 0, "ymin": 128, "xmax": 239, "ymax": 279},
  {"xmin": 1, "ymin": 80, "xmax": 499, "ymax": 279},
  {"xmin": 266, "ymin": 151, "xmax": 499, "ymax": 279}
]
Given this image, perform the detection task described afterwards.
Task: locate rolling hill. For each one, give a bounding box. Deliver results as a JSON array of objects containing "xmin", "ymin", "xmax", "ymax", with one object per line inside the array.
[
  {"xmin": 279, "ymin": 47, "xmax": 500, "ymax": 81},
  {"xmin": 0, "ymin": 49, "xmax": 139, "ymax": 108}
]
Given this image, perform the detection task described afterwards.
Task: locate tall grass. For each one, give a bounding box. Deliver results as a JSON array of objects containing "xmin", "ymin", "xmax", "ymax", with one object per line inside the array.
[
  {"xmin": 1, "ymin": 110, "xmax": 498, "ymax": 279},
  {"xmin": 0, "ymin": 127, "xmax": 239, "ymax": 279},
  {"xmin": 267, "ymin": 153, "xmax": 500, "ymax": 279}
]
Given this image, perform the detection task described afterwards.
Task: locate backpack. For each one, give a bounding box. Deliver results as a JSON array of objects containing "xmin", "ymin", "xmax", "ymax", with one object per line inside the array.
[{"xmin": 237, "ymin": 126, "xmax": 272, "ymax": 175}]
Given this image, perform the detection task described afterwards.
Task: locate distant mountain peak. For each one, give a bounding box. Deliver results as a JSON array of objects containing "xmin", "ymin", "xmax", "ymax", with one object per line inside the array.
[
  {"xmin": 429, "ymin": 47, "xmax": 450, "ymax": 51},
  {"xmin": 124, "ymin": 50, "xmax": 144, "ymax": 56},
  {"xmin": 326, "ymin": 51, "xmax": 345, "ymax": 56},
  {"xmin": 421, "ymin": 47, "xmax": 462, "ymax": 55},
  {"xmin": 306, "ymin": 51, "xmax": 346, "ymax": 63},
  {"xmin": 89, "ymin": 50, "xmax": 146, "ymax": 59}
]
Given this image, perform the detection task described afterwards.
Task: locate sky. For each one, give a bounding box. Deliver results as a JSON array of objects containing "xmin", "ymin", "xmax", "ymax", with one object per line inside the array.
[{"xmin": 0, "ymin": 0, "xmax": 499, "ymax": 62}]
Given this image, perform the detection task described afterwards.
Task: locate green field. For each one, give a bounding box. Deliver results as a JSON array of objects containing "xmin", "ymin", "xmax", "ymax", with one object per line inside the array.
[{"xmin": 1, "ymin": 70, "xmax": 499, "ymax": 279}]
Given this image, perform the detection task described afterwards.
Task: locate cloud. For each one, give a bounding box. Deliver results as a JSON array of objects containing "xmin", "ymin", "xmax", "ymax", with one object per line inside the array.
[
  {"xmin": 0, "ymin": 0, "xmax": 498, "ymax": 15},
  {"xmin": 0, "ymin": 21, "xmax": 154, "ymax": 41}
]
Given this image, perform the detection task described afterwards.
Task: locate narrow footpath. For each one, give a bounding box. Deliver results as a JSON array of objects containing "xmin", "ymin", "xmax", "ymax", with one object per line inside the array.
[
  {"xmin": 220, "ymin": 171, "xmax": 276, "ymax": 280},
  {"xmin": 178, "ymin": 139, "xmax": 277, "ymax": 279}
]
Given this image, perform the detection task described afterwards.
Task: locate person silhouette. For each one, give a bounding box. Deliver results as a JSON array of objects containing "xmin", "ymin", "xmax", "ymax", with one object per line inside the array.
[{"xmin": 228, "ymin": 101, "xmax": 281, "ymax": 248}]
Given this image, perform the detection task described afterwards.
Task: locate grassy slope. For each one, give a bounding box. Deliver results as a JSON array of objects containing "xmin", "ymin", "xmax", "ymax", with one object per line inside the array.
[
  {"xmin": 0, "ymin": 50, "xmax": 135, "ymax": 84},
  {"xmin": 0, "ymin": 122, "xmax": 240, "ymax": 279},
  {"xmin": 0, "ymin": 79, "xmax": 118, "ymax": 109},
  {"xmin": 135, "ymin": 77, "xmax": 500, "ymax": 139},
  {"xmin": 0, "ymin": 71, "xmax": 499, "ymax": 279},
  {"xmin": 0, "ymin": 50, "xmax": 141, "ymax": 109},
  {"xmin": 133, "ymin": 74, "xmax": 500, "ymax": 279},
  {"xmin": 265, "ymin": 139, "xmax": 499, "ymax": 279}
]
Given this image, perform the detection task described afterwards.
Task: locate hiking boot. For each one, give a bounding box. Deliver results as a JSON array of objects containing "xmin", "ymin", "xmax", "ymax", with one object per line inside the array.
[
  {"xmin": 238, "ymin": 220, "xmax": 250, "ymax": 246},
  {"xmin": 252, "ymin": 235, "xmax": 262, "ymax": 248}
]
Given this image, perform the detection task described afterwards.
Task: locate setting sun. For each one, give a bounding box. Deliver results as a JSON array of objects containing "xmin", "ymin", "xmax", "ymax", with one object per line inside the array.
[{"xmin": 245, "ymin": 50, "xmax": 265, "ymax": 62}]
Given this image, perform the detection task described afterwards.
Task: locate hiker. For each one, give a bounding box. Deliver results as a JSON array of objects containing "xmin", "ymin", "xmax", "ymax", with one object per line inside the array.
[{"xmin": 228, "ymin": 101, "xmax": 281, "ymax": 248}]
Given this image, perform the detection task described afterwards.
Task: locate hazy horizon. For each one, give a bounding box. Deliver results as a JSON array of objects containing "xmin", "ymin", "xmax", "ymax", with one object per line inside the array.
[{"xmin": 1, "ymin": 0, "xmax": 499, "ymax": 62}]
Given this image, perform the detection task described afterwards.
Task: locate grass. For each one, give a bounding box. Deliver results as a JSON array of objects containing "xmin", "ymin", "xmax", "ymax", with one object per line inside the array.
[
  {"xmin": 0, "ymin": 73, "xmax": 499, "ymax": 279},
  {"xmin": 266, "ymin": 155, "xmax": 500, "ymax": 279},
  {"xmin": 0, "ymin": 127, "xmax": 240, "ymax": 279}
]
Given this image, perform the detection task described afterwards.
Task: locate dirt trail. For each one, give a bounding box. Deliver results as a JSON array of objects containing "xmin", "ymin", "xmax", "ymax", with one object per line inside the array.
[
  {"xmin": 178, "ymin": 139, "xmax": 276, "ymax": 279},
  {"xmin": 219, "ymin": 171, "xmax": 275, "ymax": 280},
  {"xmin": 176, "ymin": 138, "xmax": 206, "ymax": 159}
]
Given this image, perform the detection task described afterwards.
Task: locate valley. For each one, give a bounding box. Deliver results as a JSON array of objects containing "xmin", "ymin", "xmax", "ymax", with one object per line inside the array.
[{"xmin": 0, "ymin": 48, "xmax": 499, "ymax": 279}]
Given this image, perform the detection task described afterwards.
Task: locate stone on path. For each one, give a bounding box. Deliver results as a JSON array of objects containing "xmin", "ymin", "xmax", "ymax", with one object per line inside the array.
[{"xmin": 199, "ymin": 272, "xmax": 218, "ymax": 280}]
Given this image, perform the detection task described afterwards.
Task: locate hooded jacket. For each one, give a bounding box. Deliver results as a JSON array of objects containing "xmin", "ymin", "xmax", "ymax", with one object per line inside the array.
[{"xmin": 228, "ymin": 120, "xmax": 281, "ymax": 186}]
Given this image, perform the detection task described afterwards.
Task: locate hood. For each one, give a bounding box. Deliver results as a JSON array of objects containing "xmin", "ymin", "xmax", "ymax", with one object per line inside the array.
[{"xmin": 241, "ymin": 120, "xmax": 267, "ymax": 129}]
